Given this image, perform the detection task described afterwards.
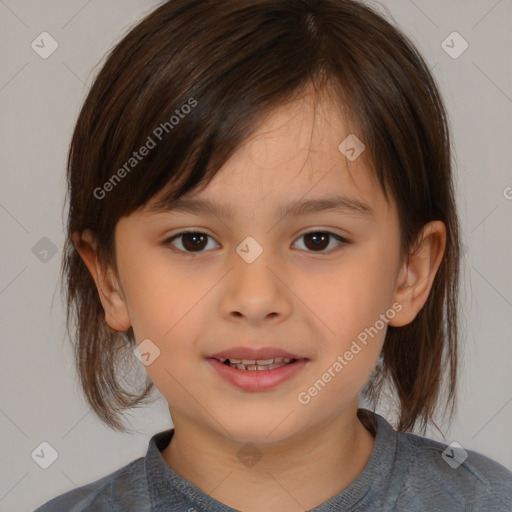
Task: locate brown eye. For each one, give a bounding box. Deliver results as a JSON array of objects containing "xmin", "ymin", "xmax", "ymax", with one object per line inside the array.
[
  {"xmin": 167, "ymin": 231, "xmax": 218, "ymax": 253},
  {"xmin": 293, "ymin": 231, "xmax": 348, "ymax": 253},
  {"xmin": 303, "ymin": 232, "xmax": 330, "ymax": 251}
]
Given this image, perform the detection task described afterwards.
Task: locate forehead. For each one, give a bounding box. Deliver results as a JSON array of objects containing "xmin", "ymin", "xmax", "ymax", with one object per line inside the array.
[{"xmin": 145, "ymin": 88, "xmax": 391, "ymax": 220}]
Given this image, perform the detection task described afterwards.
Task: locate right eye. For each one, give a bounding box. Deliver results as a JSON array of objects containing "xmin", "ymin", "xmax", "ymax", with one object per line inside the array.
[{"xmin": 164, "ymin": 230, "xmax": 219, "ymax": 253}]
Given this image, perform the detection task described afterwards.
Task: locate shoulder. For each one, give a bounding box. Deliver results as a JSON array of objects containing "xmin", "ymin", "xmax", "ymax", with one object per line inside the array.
[
  {"xmin": 32, "ymin": 457, "xmax": 150, "ymax": 512},
  {"xmin": 394, "ymin": 428, "xmax": 512, "ymax": 510}
]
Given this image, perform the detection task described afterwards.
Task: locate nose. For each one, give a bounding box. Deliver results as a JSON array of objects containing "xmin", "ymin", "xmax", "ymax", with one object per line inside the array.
[{"xmin": 219, "ymin": 245, "xmax": 292, "ymax": 325}]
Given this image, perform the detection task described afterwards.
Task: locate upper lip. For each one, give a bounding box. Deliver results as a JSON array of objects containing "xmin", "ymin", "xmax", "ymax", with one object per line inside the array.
[{"xmin": 208, "ymin": 346, "xmax": 307, "ymax": 361}]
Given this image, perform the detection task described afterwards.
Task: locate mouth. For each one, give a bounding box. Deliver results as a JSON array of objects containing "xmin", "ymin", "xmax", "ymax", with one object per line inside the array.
[
  {"xmin": 207, "ymin": 347, "xmax": 309, "ymax": 391},
  {"xmin": 215, "ymin": 357, "xmax": 298, "ymax": 371}
]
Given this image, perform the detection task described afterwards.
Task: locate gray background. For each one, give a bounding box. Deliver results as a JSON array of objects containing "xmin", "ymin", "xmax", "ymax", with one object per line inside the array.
[{"xmin": 0, "ymin": 1, "xmax": 511, "ymax": 510}]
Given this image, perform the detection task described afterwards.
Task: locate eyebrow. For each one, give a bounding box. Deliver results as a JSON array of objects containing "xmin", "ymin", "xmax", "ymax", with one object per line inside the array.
[{"xmin": 147, "ymin": 193, "xmax": 374, "ymax": 220}]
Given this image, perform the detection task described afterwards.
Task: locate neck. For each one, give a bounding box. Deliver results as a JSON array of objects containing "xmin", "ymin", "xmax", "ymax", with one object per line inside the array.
[{"xmin": 161, "ymin": 406, "xmax": 376, "ymax": 512}]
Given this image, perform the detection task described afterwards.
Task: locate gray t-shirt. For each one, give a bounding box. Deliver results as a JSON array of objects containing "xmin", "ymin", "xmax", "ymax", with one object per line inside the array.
[{"xmin": 33, "ymin": 409, "xmax": 512, "ymax": 511}]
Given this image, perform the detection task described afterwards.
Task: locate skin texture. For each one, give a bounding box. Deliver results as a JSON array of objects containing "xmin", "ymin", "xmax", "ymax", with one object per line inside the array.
[{"xmin": 74, "ymin": 88, "xmax": 446, "ymax": 512}]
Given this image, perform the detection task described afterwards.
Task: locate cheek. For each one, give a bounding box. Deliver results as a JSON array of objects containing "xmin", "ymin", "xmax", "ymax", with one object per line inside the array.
[
  {"xmin": 311, "ymin": 257, "xmax": 395, "ymax": 336},
  {"xmin": 120, "ymin": 250, "xmax": 202, "ymax": 340},
  {"xmin": 304, "ymin": 246, "xmax": 396, "ymax": 388},
  {"xmin": 121, "ymin": 254, "xmax": 211, "ymax": 378}
]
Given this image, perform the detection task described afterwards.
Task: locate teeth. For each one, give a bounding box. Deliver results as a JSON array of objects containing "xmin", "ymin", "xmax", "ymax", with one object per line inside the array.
[
  {"xmin": 241, "ymin": 358, "xmax": 282, "ymax": 365},
  {"xmin": 220, "ymin": 357, "xmax": 294, "ymax": 371}
]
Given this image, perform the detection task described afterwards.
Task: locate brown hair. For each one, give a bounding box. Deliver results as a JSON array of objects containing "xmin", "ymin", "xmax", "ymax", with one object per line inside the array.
[{"xmin": 61, "ymin": 0, "xmax": 460, "ymax": 435}]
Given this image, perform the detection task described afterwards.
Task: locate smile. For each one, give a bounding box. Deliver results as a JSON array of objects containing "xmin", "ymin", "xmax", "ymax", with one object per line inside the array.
[{"xmin": 208, "ymin": 357, "xmax": 308, "ymax": 391}]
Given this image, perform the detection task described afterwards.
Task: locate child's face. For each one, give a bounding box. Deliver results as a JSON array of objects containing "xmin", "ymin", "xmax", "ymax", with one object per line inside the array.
[{"xmin": 106, "ymin": 91, "xmax": 410, "ymax": 442}]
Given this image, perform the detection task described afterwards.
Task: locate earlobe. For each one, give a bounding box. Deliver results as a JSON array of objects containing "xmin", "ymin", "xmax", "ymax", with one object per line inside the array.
[
  {"xmin": 389, "ymin": 221, "xmax": 446, "ymax": 327},
  {"xmin": 71, "ymin": 229, "xmax": 132, "ymax": 332}
]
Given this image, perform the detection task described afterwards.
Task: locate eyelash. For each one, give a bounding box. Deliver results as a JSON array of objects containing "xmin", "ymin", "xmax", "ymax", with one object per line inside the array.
[{"xmin": 163, "ymin": 229, "xmax": 350, "ymax": 255}]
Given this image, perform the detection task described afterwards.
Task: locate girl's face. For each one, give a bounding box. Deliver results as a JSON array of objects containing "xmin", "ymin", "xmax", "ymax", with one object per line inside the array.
[{"xmin": 109, "ymin": 91, "xmax": 409, "ymax": 444}]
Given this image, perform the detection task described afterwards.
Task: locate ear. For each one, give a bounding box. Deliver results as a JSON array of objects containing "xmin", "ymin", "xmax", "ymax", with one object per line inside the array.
[
  {"xmin": 389, "ymin": 221, "xmax": 446, "ymax": 327},
  {"xmin": 71, "ymin": 229, "xmax": 131, "ymax": 332}
]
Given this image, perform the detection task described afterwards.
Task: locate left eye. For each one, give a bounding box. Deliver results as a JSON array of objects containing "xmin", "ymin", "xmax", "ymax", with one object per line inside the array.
[{"xmin": 164, "ymin": 230, "xmax": 349, "ymax": 254}]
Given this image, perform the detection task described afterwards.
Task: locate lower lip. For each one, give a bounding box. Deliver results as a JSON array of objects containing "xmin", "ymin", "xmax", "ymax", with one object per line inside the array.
[{"xmin": 207, "ymin": 358, "xmax": 308, "ymax": 391}]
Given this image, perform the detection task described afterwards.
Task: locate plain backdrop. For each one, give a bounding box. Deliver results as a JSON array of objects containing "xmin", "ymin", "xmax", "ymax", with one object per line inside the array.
[{"xmin": 0, "ymin": 1, "xmax": 511, "ymax": 510}]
